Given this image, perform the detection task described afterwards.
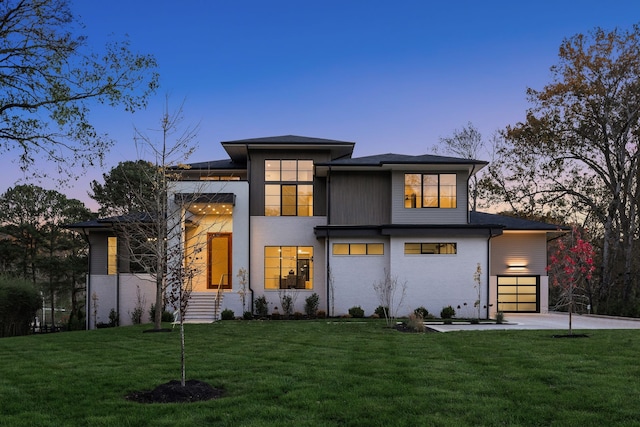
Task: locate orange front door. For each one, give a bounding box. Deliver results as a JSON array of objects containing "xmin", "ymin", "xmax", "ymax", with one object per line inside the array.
[{"xmin": 208, "ymin": 233, "xmax": 232, "ymax": 289}]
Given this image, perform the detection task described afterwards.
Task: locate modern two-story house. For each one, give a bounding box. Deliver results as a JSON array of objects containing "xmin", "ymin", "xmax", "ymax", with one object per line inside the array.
[{"xmin": 72, "ymin": 135, "xmax": 563, "ymax": 328}]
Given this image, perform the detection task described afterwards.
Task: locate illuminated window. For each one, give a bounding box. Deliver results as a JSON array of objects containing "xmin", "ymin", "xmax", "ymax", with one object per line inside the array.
[
  {"xmin": 333, "ymin": 243, "xmax": 384, "ymax": 255},
  {"xmin": 264, "ymin": 246, "xmax": 313, "ymax": 289},
  {"xmin": 404, "ymin": 243, "xmax": 457, "ymax": 255},
  {"xmin": 200, "ymin": 176, "xmax": 241, "ymax": 181},
  {"xmin": 497, "ymin": 276, "xmax": 539, "ymax": 312},
  {"xmin": 108, "ymin": 237, "xmax": 117, "ymax": 275},
  {"xmin": 265, "ymin": 160, "xmax": 313, "ymax": 216},
  {"xmin": 404, "ymin": 173, "xmax": 457, "ymax": 208}
]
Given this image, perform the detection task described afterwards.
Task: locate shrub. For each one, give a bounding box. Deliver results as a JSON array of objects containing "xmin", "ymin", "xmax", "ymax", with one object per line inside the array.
[
  {"xmin": 304, "ymin": 293, "xmax": 320, "ymax": 317},
  {"xmin": 254, "ymin": 296, "xmax": 269, "ymax": 317},
  {"xmin": 108, "ymin": 308, "xmax": 119, "ymax": 327},
  {"xmin": 496, "ymin": 311, "xmax": 505, "ymax": 324},
  {"xmin": 130, "ymin": 306, "xmax": 144, "ymax": 325},
  {"xmin": 221, "ymin": 308, "xmax": 235, "ymax": 320},
  {"xmin": 316, "ymin": 310, "xmax": 327, "ymax": 319},
  {"xmin": 407, "ymin": 313, "xmax": 426, "ymax": 332},
  {"xmin": 0, "ymin": 276, "xmax": 40, "ymax": 337},
  {"xmin": 130, "ymin": 284, "xmax": 146, "ymax": 325},
  {"xmin": 149, "ymin": 304, "xmax": 174, "ymax": 323},
  {"xmin": 440, "ymin": 305, "xmax": 456, "ymax": 319},
  {"xmin": 374, "ymin": 305, "xmax": 388, "ymax": 318},
  {"xmin": 148, "ymin": 304, "xmax": 157, "ymax": 321},
  {"xmin": 66, "ymin": 313, "xmax": 85, "ymax": 331},
  {"xmin": 280, "ymin": 294, "xmax": 293, "ymax": 318},
  {"xmin": 414, "ymin": 306, "xmax": 430, "ymax": 319},
  {"xmin": 293, "ymin": 311, "xmax": 304, "ymax": 320},
  {"xmin": 243, "ymin": 311, "xmax": 253, "ymax": 320},
  {"xmin": 348, "ymin": 306, "xmax": 365, "ymax": 318}
]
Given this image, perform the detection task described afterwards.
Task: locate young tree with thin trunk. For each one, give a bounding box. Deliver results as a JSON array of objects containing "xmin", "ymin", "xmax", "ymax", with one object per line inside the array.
[
  {"xmin": 547, "ymin": 228, "xmax": 596, "ymax": 335},
  {"xmin": 107, "ymin": 99, "xmax": 199, "ymax": 331},
  {"xmin": 473, "ymin": 263, "xmax": 482, "ymax": 321},
  {"xmin": 372, "ymin": 270, "xmax": 407, "ymax": 327},
  {"xmin": 93, "ymin": 99, "xmax": 230, "ymax": 387}
]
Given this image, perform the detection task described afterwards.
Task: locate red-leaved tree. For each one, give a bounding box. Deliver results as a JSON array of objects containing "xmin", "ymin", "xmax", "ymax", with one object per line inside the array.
[{"xmin": 547, "ymin": 227, "xmax": 596, "ymax": 334}]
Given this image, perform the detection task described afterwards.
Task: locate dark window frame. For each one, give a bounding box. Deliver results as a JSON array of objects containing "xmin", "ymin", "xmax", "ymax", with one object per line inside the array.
[
  {"xmin": 332, "ymin": 243, "xmax": 385, "ymax": 255},
  {"xmin": 404, "ymin": 242, "xmax": 457, "ymax": 255},
  {"xmin": 404, "ymin": 173, "xmax": 457, "ymax": 209},
  {"xmin": 497, "ymin": 275, "xmax": 540, "ymax": 313},
  {"xmin": 265, "ymin": 160, "xmax": 314, "ymax": 216}
]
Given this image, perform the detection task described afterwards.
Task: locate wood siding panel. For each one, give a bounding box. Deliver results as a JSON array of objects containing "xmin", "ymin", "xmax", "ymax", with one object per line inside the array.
[
  {"xmin": 88, "ymin": 232, "xmax": 111, "ymax": 275},
  {"xmin": 490, "ymin": 232, "xmax": 548, "ymax": 276},
  {"xmin": 390, "ymin": 170, "xmax": 469, "ymax": 224},
  {"xmin": 329, "ymin": 171, "xmax": 391, "ymax": 225},
  {"xmin": 118, "ymin": 236, "xmax": 132, "ymax": 273},
  {"xmin": 314, "ymin": 176, "xmax": 326, "ymax": 216}
]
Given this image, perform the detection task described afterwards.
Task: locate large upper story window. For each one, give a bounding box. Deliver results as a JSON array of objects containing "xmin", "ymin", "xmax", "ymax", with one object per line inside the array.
[
  {"xmin": 265, "ymin": 160, "xmax": 314, "ymax": 216},
  {"xmin": 404, "ymin": 173, "xmax": 456, "ymax": 208}
]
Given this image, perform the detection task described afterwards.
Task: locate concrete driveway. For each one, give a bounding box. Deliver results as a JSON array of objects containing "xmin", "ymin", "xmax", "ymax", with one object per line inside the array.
[{"xmin": 428, "ymin": 312, "xmax": 640, "ymax": 332}]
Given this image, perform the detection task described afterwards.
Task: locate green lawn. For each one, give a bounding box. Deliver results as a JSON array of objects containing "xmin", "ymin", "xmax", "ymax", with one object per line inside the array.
[{"xmin": 1, "ymin": 320, "xmax": 640, "ymax": 426}]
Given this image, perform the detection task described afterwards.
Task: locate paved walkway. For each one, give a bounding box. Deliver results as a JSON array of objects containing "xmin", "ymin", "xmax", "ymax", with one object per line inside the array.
[{"xmin": 428, "ymin": 312, "xmax": 640, "ymax": 332}]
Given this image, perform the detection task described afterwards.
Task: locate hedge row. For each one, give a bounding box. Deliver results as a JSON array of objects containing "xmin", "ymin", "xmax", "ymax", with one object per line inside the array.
[{"xmin": 0, "ymin": 276, "xmax": 40, "ymax": 338}]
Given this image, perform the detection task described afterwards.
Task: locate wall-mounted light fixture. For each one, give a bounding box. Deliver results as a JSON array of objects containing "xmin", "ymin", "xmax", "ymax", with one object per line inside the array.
[{"xmin": 507, "ymin": 264, "xmax": 528, "ymax": 271}]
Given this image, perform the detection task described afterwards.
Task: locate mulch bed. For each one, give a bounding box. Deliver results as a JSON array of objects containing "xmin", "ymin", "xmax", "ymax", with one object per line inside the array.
[
  {"xmin": 125, "ymin": 379, "xmax": 224, "ymax": 403},
  {"xmin": 394, "ymin": 323, "xmax": 434, "ymax": 333},
  {"xmin": 552, "ymin": 333, "xmax": 589, "ymax": 338}
]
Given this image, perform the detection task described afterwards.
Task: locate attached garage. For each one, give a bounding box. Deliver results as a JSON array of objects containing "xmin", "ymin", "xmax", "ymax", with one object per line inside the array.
[
  {"xmin": 471, "ymin": 212, "xmax": 568, "ymax": 317},
  {"xmin": 497, "ymin": 276, "xmax": 539, "ymax": 312}
]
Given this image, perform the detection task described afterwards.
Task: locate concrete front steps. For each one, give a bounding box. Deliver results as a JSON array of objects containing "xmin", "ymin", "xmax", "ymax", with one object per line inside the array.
[{"xmin": 182, "ymin": 291, "xmax": 223, "ymax": 323}]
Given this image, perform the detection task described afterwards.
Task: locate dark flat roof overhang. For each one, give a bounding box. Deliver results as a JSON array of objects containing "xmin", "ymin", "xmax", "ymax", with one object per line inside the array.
[{"xmin": 314, "ymin": 224, "xmax": 504, "ymax": 238}]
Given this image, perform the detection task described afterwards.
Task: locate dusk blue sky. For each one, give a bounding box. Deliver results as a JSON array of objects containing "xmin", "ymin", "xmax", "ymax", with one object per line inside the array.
[{"xmin": 2, "ymin": 1, "xmax": 639, "ymax": 210}]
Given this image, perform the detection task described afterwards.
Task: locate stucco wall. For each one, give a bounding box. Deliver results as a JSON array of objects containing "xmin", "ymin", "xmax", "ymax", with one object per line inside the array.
[
  {"xmin": 86, "ymin": 275, "xmax": 116, "ymax": 328},
  {"xmin": 117, "ymin": 274, "xmax": 156, "ymax": 326},
  {"xmin": 86, "ymin": 273, "xmax": 155, "ymax": 328},
  {"xmin": 328, "ymin": 237, "xmax": 390, "ymax": 317},
  {"xmin": 327, "ymin": 235, "xmax": 490, "ymax": 318},
  {"xmin": 388, "ymin": 235, "xmax": 489, "ymax": 318}
]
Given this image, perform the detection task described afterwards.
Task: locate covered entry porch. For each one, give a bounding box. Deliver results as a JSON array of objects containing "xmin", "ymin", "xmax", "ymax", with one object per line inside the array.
[{"xmin": 168, "ymin": 180, "xmax": 250, "ymax": 319}]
